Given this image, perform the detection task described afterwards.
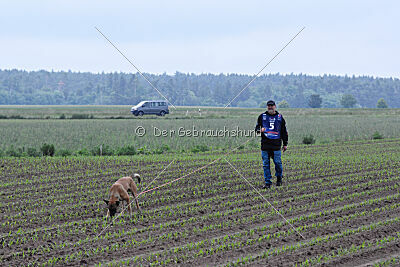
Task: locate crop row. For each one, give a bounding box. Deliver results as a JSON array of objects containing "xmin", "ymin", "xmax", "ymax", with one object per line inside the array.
[
  {"xmin": 3, "ymin": 187, "xmax": 400, "ymax": 265},
  {"xmin": 1, "ymin": 139, "xmax": 399, "ymax": 265},
  {"xmin": 2, "ymin": 165, "xmax": 399, "ymax": 237}
]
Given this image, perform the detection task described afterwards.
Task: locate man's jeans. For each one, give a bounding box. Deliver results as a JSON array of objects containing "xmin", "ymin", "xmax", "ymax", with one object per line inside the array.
[{"xmin": 261, "ymin": 150, "xmax": 283, "ymax": 185}]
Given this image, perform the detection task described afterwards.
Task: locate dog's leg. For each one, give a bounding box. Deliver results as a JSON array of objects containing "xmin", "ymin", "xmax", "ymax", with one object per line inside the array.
[
  {"xmin": 120, "ymin": 190, "xmax": 132, "ymax": 216},
  {"xmin": 130, "ymin": 184, "xmax": 141, "ymax": 211},
  {"xmin": 125, "ymin": 196, "xmax": 132, "ymax": 216},
  {"xmin": 134, "ymin": 193, "xmax": 140, "ymax": 211},
  {"xmin": 106, "ymin": 209, "xmax": 110, "ymax": 218}
]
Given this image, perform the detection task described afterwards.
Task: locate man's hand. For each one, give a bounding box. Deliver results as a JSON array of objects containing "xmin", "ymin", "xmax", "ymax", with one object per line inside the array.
[
  {"xmin": 261, "ymin": 127, "xmax": 266, "ymax": 133},
  {"xmin": 282, "ymin": 146, "xmax": 287, "ymax": 152}
]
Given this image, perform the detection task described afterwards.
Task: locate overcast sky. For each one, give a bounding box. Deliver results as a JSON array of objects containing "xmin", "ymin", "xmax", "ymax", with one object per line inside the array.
[{"xmin": 1, "ymin": 0, "xmax": 399, "ymax": 78}]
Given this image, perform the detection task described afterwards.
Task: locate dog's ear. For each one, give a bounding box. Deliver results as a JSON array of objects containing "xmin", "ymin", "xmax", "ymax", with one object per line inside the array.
[
  {"xmin": 103, "ymin": 199, "xmax": 109, "ymax": 205},
  {"xmin": 116, "ymin": 201, "xmax": 120, "ymax": 206}
]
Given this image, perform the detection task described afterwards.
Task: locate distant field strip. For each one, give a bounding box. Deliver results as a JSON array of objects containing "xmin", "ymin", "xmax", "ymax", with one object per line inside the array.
[{"xmin": 0, "ymin": 107, "xmax": 399, "ymax": 151}]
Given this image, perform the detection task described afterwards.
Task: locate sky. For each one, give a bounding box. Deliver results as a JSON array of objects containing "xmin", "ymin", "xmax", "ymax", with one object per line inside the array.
[{"xmin": 0, "ymin": 0, "xmax": 399, "ymax": 78}]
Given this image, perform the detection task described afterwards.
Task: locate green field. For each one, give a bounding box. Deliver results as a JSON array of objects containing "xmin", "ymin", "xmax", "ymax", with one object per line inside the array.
[
  {"xmin": 0, "ymin": 106, "xmax": 399, "ymax": 155},
  {"xmin": 1, "ymin": 106, "xmax": 400, "ymax": 265},
  {"xmin": 1, "ymin": 139, "xmax": 400, "ymax": 266}
]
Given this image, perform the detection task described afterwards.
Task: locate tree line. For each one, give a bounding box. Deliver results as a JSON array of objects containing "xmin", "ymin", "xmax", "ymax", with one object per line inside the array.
[{"xmin": 0, "ymin": 69, "xmax": 398, "ymax": 107}]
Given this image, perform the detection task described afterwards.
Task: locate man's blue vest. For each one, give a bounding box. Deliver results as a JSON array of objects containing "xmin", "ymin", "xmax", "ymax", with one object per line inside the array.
[{"xmin": 262, "ymin": 113, "xmax": 282, "ymax": 139}]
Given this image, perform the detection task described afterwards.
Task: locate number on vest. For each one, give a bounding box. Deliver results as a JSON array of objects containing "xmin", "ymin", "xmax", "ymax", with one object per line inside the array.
[{"xmin": 269, "ymin": 122, "xmax": 274, "ymax": 130}]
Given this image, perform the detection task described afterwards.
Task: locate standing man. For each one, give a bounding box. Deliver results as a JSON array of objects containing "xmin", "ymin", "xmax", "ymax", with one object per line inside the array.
[{"xmin": 255, "ymin": 100, "xmax": 288, "ymax": 189}]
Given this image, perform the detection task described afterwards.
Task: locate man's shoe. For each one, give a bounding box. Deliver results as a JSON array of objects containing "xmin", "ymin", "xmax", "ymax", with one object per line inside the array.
[
  {"xmin": 276, "ymin": 177, "xmax": 283, "ymax": 186},
  {"xmin": 262, "ymin": 184, "xmax": 271, "ymax": 190}
]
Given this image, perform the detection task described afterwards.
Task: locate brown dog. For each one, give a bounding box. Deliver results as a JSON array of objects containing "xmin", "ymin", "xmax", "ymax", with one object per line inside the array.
[{"xmin": 104, "ymin": 173, "xmax": 141, "ymax": 218}]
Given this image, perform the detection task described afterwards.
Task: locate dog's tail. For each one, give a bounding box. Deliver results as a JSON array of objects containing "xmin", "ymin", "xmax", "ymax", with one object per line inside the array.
[{"xmin": 133, "ymin": 173, "xmax": 141, "ymax": 184}]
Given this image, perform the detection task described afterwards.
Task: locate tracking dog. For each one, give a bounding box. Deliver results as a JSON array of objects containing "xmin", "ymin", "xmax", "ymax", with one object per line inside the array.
[{"xmin": 104, "ymin": 173, "xmax": 141, "ymax": 218}]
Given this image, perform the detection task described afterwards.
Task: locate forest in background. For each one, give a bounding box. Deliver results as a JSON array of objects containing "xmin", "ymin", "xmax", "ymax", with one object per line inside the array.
[{"xmin": 0, "ymin": 69, "xmax": 399, "ymax": 107}]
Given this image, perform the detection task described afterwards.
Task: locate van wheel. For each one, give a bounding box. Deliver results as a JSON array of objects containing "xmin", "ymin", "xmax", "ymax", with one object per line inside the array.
[
  {"xmin": 138, "ymin": 111, "xmax": 144, "ymax": 116},
  {"xmin": 160, "ymin": 111, "xmax": 166, "ymax": 116}
]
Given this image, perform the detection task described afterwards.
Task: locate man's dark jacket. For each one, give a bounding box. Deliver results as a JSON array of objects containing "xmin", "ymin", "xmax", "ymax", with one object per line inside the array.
[{"xmin": 255, "ymin": 111, "xmax": 288, "ymax": 151}]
